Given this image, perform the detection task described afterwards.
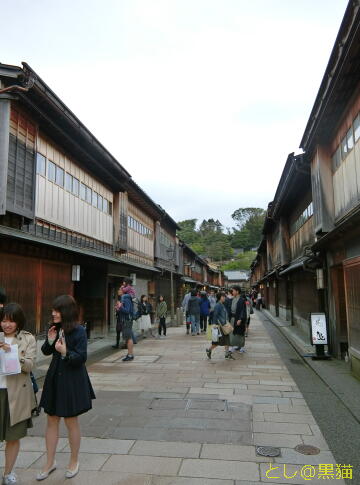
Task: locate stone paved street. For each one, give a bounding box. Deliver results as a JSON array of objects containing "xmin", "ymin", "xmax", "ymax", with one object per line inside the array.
[{"xmin": 1, "ymin": 314, "xmax": 346, "ymax": 484}]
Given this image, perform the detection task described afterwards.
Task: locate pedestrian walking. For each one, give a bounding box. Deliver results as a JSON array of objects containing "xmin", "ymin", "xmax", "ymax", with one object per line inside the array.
[
  {"xmin": 117, "ymin": 287, "xmax": 136, "ymax": 361},
  {"xmin": 1, "ymin": 303, "xmax": 37, "ymax": 485},
  {"xmin": 256, "ymin": 291, "xmax": 262, "ymax": 310},
  {"xmin": 224, "ymin": 289, "xmax": 233, "ymax": 322},
  {"xmin": 229, "ymin": 286, "xmax": 247, "ymax": 354},
  {"xmin": 205, "ymin": 292, "xmax": 234, "ymax": 360},
  {"xmin": 181, "ymin": 291, "xmax": 191, "ymax": 335},
  {"xmin": 156, "ymin": 295, "xmax": 167, "ymax": 338},
  {"xmin": 208, "ymin": 289, "xmax": 216, "ymax": 325},
  {"xmin": 187, "ymin": 290, "xmax": 201, "ymax": 336},
  {"xmin": 112, "ymin": 287, "xmax": 124, "ymax": 349},
  {"xmin": 138, "ymin": 295, "xmax": 152, "ymax": 336},
  {"xmin": 37, "ymin": 295, "xmax": 95, "ymax": 481},
  {"xmin": 199, "ymin": 292, "xmax": 210, "ymax": 333},
  {"xmin": 245, "ymin": 295, "xmax": 253, "ymax": 337}
]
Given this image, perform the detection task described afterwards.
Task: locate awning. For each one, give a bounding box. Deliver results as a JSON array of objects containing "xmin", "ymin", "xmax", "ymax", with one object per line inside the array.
[{"xmin": 182, "ymin": 277, "xmax": 198, "ymax": 284}]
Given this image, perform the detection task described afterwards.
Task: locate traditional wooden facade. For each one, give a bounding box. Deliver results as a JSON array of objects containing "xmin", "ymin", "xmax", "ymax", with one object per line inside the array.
[
  {"xmin": 300, "ymin": 1, "xmax": 360, "ymax": 374},
  {"xmin": 251, "ymin": 1, "xmax": 360, "ymax": 378},
  {"xmin": 251, "ymin": 153, "xmax": 321, "ymax": 335},
  {"xmin": 0, "ymin": 62, "xmax": 225, "ymax": 336}
]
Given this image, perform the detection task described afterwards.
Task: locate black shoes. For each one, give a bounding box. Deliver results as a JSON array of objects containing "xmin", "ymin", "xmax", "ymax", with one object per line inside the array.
[
  {"xmin": 225, "ymin": 351, "xmax": 235, "ymax": 360},
  {"xmin": 206, "ymin": 348, "xmax": 212, "ymax": 359},
  {"xmin": 122, "ymin": 355, "xmax": 134, "ymax": 362}
]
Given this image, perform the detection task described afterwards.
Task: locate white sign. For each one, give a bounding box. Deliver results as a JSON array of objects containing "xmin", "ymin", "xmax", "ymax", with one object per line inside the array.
[
  {"xmin": 310, "ymin": 313, "xmax": 328, "ymax": 345},
  {"xmin": 130, "ymin": 273, "xmax": 136, "ymax": 286}
]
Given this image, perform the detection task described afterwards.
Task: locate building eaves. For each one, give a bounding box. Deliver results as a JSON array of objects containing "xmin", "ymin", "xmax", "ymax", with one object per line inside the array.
[
  {"xmin": 0, "ymin": 62, "xmax": 131, "ymax": 191},
  {"xmin": 300, "ymin": 1, "xmax": 360, "ymax": 154}
]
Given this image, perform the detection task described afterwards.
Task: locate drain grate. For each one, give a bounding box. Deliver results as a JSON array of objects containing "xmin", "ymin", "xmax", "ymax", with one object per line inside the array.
[
  {"xmin": 295, "ymin": 444, "xmax": 320, "ymax": 455},
  {"xmin": 256, "ymin": 446, "xmax": 281, "ymax": 457}
]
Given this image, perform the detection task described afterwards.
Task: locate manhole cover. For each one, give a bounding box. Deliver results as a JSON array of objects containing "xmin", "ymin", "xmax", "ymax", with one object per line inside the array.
[
  {"xmin": 295, "ymin": 444, "xmax": 320, "ymax": 455},
  {"xmin": 256, "ymin": 446, "xmax": 281, "ymax": 457}
]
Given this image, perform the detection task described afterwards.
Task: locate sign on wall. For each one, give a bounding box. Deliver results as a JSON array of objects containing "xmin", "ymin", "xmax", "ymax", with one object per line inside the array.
[{"xmin": 310, "ymin": 313, "xmax": 328, "ymax": 345}]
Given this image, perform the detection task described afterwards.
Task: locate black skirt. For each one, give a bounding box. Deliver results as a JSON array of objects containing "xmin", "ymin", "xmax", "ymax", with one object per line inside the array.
[{"xmin": 40, "ymin": 357, "xmax": 95, "ymax": 418}]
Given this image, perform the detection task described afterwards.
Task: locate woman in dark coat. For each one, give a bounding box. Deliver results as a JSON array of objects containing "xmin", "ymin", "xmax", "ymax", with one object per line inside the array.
[
  {"xmin": 205, "ymin": 292, "xmax": 234, "ymax": 360},
  {"xmin": 37, "ymin": 295, "xmax": 95, "ymax": 481}
]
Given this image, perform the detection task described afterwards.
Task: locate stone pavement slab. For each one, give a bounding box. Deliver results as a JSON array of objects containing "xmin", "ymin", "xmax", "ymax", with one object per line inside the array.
[
  {"xmin": 130, "ymin": 440, "xmax": 201, "ymax": 458},
  {"xmin": 2, "ymin": 314, "xmax": 344, "ymax": 484},
  {"xmin": 102, "ymin": 455, "xmax": 182, "ymax": 475},
  {"xmin": 179, "ymin": 458, "xmax": 259, "ymax": 481}
]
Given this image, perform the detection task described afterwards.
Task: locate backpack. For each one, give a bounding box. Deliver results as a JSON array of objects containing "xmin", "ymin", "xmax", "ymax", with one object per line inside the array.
[{"xmin": 131, "ymin": 297, "xmax": 141, "ymax": 320}]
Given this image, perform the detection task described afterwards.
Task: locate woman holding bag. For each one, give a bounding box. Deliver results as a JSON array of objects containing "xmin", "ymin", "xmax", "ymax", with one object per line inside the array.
[
  {"xmin": 37, "ymin": 295, "xmax": 95, "ymax": 481},
  {"xmin": 0, "ymin": 303, "xmax": 36, "ymax": 485},
  {"xmin": 205, "ymin": 292, "xmax": 234, "ymax": 360}
]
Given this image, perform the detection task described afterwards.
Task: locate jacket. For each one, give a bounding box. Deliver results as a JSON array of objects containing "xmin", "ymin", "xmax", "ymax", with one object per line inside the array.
[
  {"xmin": 6, "ymin": 330, "xmax": 37, "ymax": 426},
  {"xmin": 233, "ymin": 296, "xmax": 247, "ymax": 335},
  {"xmin": 40, "ymin": 325, "xmax": 95, "ymax": 417},
  {"xmin": 181, "ymin": 292, "xmax": 191, "ymax": 312},
  {"xmin": 119, "ymin": 294, "xmax": 133, "ymax": 319},
  {"xmin": 208, "ymin": 295, "xmax": 216, "ymax": 312},
  {"xmin": 212, "ymin": 302, "xmax": 227, "ymax": 325},
  {"xmin": 200, "ymin": 297, "xmax": 211, "ymax": 316},
  {"xmin": 156, "ymin": 301, "xmax": 167, "ymax": 319},
  {"xmin": 187, "ymin": 296, "xmax": 201, "ymax": 316}
]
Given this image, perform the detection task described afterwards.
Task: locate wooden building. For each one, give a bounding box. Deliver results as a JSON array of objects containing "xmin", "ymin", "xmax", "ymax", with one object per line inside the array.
[
  {"xmin": 251, "ymin": 1, "xmax": 360, "ymax": 378},
  {"xmin": 0, "ymin": 62, "xmax": 225, "ymax": 336},
  {"xmin": 300, "ymin": 1, "xmax": 360, "ymax": 373}
]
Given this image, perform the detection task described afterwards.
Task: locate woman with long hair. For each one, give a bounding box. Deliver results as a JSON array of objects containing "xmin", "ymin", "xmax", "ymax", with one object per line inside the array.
[
  {"xmin": 0, "ymin": 303, "xmax": 36, "ymax": 485},
  {"xmin": 37, "ymin": 295, "xmax": 95, "ymax": 481}
]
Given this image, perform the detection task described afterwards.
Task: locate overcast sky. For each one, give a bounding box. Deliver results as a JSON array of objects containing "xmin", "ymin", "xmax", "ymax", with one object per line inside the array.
[{"xmin": 1, "ymin": 0, "xmax": 347, "ymax": 229}]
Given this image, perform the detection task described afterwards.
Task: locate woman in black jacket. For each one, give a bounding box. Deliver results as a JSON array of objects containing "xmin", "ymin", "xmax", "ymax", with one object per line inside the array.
[{"xmin": 37, "ymin": 295, "xmax": 95, "ymax": 481}]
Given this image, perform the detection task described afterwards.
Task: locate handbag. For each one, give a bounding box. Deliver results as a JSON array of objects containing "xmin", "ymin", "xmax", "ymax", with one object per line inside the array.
[
  {"xmin": 211, "ymin": 326, "xmax": 220, "ymax": 342},
  {"xmin": 219, "ymin": 322, "xmax": 233, "ymax": 335}
]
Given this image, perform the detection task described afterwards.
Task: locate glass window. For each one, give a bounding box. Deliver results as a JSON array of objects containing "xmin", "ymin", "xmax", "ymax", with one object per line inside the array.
[
  {"xmin": 72, "ymin": 177, "xmax": 79, "ymax": 196},
  {"xmin": 92, "ymin": 191, "xmax": 98, "ymax": 207},
  {"xmin": 36, "ymin": 153, "xmax": 46, "ymax": 176},
  {"xmin": 97, "ymin": 195, "xmax": 103, "ymax": 211},
  {"xmin": 354, "ymin": 114, "xmax": 360, "ymax": 143},
  {"xmin": 65, "ymin": 173, "xmax": 72, "ymax": 192},
  {"xmin": 332, "ymin": 146, "xmax": 341, "ymax": 172},
  {"xmin": 80, "ymin": 182, "xmax": 86, "ymax": 200},
  {"xmin": 86, "ymin": 186, "xmax": 92, "ymax": 204},
  {"xmin": 55, "ymin": 166, "xmax": 64, "ymax": 187},
  {"xmin": 103, "ymin": 198, "xmax": 108, "ymax": 213},
  {"xmin": 109, "ymin": 201, "xmax": 112, "ymax": 215},
  {"xmin": 341, "ymin": 136, "xmax": 348, "ymax": 160},
  {"xmin": 309, "ymin": 202, "xmax": 313, "ymax": 216},
  {"xmin": 347, "ymin": 127, "xmax": 354, "ymax": 151},
  {"xmin": 47, "ymin": 161, "xmax": 56, "ymax": 182}
]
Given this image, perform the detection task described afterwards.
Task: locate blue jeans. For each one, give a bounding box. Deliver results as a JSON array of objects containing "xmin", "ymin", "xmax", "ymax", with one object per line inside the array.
[{"xmin": 189, "ymin": 314, "xmax": 200, "ymax": 334}]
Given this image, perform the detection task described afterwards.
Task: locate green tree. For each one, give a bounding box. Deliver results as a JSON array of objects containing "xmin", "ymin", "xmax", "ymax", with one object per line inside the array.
[
  {"xmin": 231, "ymin": 207, "xmax": 266, "ymax": 250},
  {"xmin": 177, "ymin": 219, "xmax": 200, "ymax": 245}
]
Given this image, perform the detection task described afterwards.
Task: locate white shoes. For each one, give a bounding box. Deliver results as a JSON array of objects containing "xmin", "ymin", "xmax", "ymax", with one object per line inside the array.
[
  {"xmin": 36, "ymin": 463, "xmax": 57, "ymax": 481},
  {"xmin": 65, "ymin": 462, "xmax": 80, "ymax": 479},
  {"xmin": 2, "ymin": 472, "xmax": 18, "ymax": 485}
]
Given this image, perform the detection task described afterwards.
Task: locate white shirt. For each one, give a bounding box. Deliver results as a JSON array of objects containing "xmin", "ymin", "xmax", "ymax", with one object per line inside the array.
[{"xmin": 0, "ymin": 337, "xmax": 14, "ymax": 389}]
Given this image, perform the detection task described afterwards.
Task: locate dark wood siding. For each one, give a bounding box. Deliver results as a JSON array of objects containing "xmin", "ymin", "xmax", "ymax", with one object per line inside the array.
[
  {"xmin": 7, "ymin": 107, "xmax": 36, "ymax": 219},
  {"xmin": 0, "ymin": 253, "xmax": 73, "ymax": 334}
]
